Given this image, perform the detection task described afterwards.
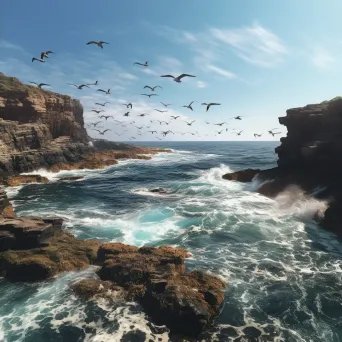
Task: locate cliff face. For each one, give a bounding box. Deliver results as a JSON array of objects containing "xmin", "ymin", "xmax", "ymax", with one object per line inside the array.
[
  {"xmin": 275, "ymin": 97, "xmax": 342, "ymax": 170},
  {"xmin": 0, "ymin": 73, "xmax": 88, "ymax": 142},
  {"xmin": 0, "ymin": 73, "xmax": 92, "ymax": 173}
]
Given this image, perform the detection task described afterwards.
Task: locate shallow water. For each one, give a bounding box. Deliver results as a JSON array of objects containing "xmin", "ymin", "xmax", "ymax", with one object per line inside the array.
[{"xmin": 1, "ymin": 141, "xmax": 342, "ymax": 342}]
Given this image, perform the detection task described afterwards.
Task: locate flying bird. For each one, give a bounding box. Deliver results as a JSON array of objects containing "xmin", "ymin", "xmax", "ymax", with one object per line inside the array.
[
  {"xmin": 97, "ymin": 88, "xmax": 110, "ymax": 94},
  {"xmin": 100, "ymin": 115, "xmax": 114, "ymax": 120},
  {"xmin": 123, "ymin": 112, "xmax": 130, "ymax": 117},
  {"xmin": 134, "ymin": 61, "xmax": 148, "ymax": 67},
  {"xmin": 41, "ymin": 51, "xmax": 54, "ymax": 59},
  {"xmin": 154, "ymin": 109, "xmax": 167, "ymax": 113},
  {"xmin": 91, "ymin": 109, "xmax": 104, "ymax": 114},
  {"xmin": 138, "ymin": 113, "xmax": 148, "ymax": 117},
  {"xmin": 141, "ymin": 94, "xmax": 158, "ymax": 98},
  {"xmin": 267, "ymin": 128, "xmax": 280, "ymax": 134},
  {"xmin": 148, "ymin": 131, "xmax": 157, "ymax": 134},
  {"xmin": 32, "ymin": 57, "xmax": 45, "ymax": 63},
  {"xmin": 135, "ymin": 126, "xmax": 143, "ymax": 129},
  {"xmin": 235, "ymin": 130, "xmax": 243, "ymax": 136},
  {"xmin": 269, "ymin": 131, "xmax": 281, "ymax": 137},
  {"xmin": 144, "ymin": 85, "xmax": 162, "ymax": 91},
  {"xmin": 93, "ymin": 129, "xmax": 111, "ymax": 135},
  {"xmin": 232, "ymin": 116, "xmax": 243, "ymax": 120},
  {"xmin": 182, "ymin": 101, "xmax": 195, "ymax": 111},
  {"xmin": 214, "ymin": 122, "xmax": 226, "ymax": 126},
  {"xmin": 160, "ymin": 74, "xmax": 196, "ymax": 83},
  {"xmin": 254, "ymin": 133, "xmax": 263, "ymax": 138},
  {"xmin": 29, "ymin": 82, "xmax": 50, "ymax": 89},
  {"xmin": 185, "ymin": 120, "xmax": 195, "ymax": 126},
  {"xmin": 90, "ymin": 121, "xmax": 102, "ymax": 127},
  {"xmin": 216, "ymin": 130, "xmax": 224, "ymax": 135},
  {"xmin": 202, "ymin": 103, "xmax": 221, "ymax": 112},
  {"xmin": 122, "ymin": 103, "xmax": 133, "ymax": 109},
  {"xmin": 205, "ymin": 121, "xmax": 210, "ymax": 124},
  {"xmin": 87, "ymin": 80, "xmax": 98, "ymax": 86},
  {"xmin": 156, "ymin": 137, "xmax": 162, "ymax": 140},
  {"xmin": 95, "ymin": 102, "xmax": 110, "ymax": 106},
  {"xmin": 170, "ymin": 116, "xmax": 180, "ymax": 120},
  {"xmin": 86, "ymin": 41, "xmax": 109, "ymax": 49},
  {"xmin": 68, "ymin": 83, "xmax": 89, "ymax": 90},
  {"xmin": 160, "ymin": 102, "xmax": 172, "ymax": 107}
]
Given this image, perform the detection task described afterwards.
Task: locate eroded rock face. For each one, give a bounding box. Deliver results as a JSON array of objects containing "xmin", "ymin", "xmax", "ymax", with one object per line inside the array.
[{"xmin": 4, "ymin": 174, "xmax": 49, "ymax": 186}]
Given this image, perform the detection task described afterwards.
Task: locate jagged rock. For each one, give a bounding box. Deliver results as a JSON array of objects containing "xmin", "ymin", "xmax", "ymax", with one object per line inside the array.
[
  {"xmin": 4, "ymin": 174, "xmax": 49, "ymax": 186},
  {"xmin": 222, "ymin": 168, "xmax": 260, "ymax": 182},
  {"xmin": 96, "ymin": 243, "xmax": 225, "ymax": 337},
  {"xmin": 0, "ymin": 231, "xmax": 101, "ymax": 281}
]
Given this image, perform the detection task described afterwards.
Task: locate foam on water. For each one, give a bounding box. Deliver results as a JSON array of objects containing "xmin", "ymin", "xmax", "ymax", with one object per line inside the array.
[{"xmin": 2, "ymin": 144, "xmax": 342, "ymax": 341}]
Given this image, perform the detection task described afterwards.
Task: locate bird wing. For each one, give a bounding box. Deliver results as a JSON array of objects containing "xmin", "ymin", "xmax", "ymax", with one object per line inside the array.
[
  {"xmin": 29, "ymin": 81, "xmax": 38, "ymax": 85},
  {"xmin": 87, "ymin": 41, "xmax": 98, "ymax": 45},
  {"xmin": 160, "ymin": 75, "xmax": 175, "ymax": 78},
  {"xmin": 39, "ymin": 83, "xmax": 50, "ymax": 87},
  {"xmin": 45, "ymin": 51, "xmax": 54, "ymax": 54},
  {"xmin": 40, "ymin": 52, "xmax": 45, "ymax": 59},
  {"xmin": 210, "ymin": 103, "xmax": 221, "ymax": 106},
  {"xmin": 97, "ymin": 89, "xmax": 105, "ymax": 92},
  {"xmin": 178, "ymin": 74, "xmax": 196, "ymax": 79},
  {"xmin": 144, "ymin": 86, "xmax": 152, "ymax": 90}
]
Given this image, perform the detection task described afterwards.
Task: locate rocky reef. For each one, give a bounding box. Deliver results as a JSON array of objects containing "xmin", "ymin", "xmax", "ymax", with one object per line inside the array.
[{"xmin": 223, "ymin": 96, "xmax": 342, "ymax": 236}]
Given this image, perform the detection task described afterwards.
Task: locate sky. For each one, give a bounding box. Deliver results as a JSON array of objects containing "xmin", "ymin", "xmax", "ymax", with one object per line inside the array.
[{"xmin": 1, "ymin": 1, "xmax": 342, "ymax": 142}]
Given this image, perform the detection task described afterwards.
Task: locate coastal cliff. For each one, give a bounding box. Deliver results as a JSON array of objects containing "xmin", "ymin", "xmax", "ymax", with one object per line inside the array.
[{"xmin": 224, "ymin": 96, "xmax": 342, "ymax": 236}]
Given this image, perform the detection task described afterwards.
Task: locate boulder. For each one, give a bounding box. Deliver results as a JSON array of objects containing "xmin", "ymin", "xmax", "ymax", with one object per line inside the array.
[
  {"xmin": 4, "ymin": 175, "xmax": 49, "ymax": 186},
  {"xmin": 222, "ymin": 168, "xmax": 260, "ymax": 182}
]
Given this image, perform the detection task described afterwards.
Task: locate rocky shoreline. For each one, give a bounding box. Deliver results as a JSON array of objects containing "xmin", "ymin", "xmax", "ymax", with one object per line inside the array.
[{"xmin": 222, "ymin": 96, "xmax": 342, "ymax": 237}]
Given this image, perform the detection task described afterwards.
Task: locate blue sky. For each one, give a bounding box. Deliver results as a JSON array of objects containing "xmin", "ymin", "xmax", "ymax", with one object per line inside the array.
[{"xmin": 1, "ymin": 1, "xmax": 342, "ymax": 141}]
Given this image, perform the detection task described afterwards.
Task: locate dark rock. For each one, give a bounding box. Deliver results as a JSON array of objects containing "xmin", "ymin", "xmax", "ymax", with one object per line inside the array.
[
  {"xmin": 0, "ymin": 231, "xmax": 15, "ymax": 252},
  {"xmin": 150, "ymin": 188, "xmax": 168, "ymax": 194},
  {"xmin": 222, "ymin": 168, "xmax": 260, "ymax": 182}
]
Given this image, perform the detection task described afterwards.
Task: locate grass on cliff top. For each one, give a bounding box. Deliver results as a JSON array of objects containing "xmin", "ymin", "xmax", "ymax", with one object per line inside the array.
[{"xmin": 0, "ymin": 72, "xmax": 41, "ymax": 95}]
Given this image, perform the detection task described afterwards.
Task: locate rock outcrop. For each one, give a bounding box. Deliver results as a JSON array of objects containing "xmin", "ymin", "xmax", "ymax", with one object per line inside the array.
[{"xmin": 223, "ymin": 96, "xmax": 342, "ymax": 236}]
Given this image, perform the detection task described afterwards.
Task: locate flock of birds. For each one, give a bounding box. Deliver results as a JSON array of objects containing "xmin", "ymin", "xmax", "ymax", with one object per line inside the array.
[{"xmin": 30, "ymin": 41, "xmax": 283, "ymax": 141}]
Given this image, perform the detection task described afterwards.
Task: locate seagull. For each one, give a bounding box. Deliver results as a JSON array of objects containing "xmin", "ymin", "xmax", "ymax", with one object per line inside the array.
[
  {"xmin": 170, "ymin": 116, "xmax": 180, "ymax": 120},
  {"xmin": 162, "ymin": 131, "xmax": 174, "ymax": 136},
  {"xmin": 91, "ymin": 109, "xmax": 104, "ymax": 114},
  {"xmin": 87, "ymin": 80, "xmax": 98, "ymax": 86},
  {"xmin": 138, "ymin": 113, "xmax": 149, "ymax": 117},
  {"xmin": 185, "ymin": 120, "xmax": 195, "ymax": 126},
  {"xmin": 156, "ymin": 137, "xmax": 162, "ymax": 140},
  {"xmin": 90, "ymin": 121, "xmax": 102, "ymax": 127},
  {"xmin": 148, "ymin": 130, "xmax": 157, "ymax": 134},
  {"xmin": 216, "ymin": 130, "xmax": 224, "ymax": 135},
  {"xmin": 86, "ymin": 41, "xmax": 109, "ymax": 49},
  {"xmin": 68, "ymin": 83, "xmax": 89, "ymax": 90},
  {"xmin": 100, "ymin": 115, "xmax": 114, "ymax": 120},
  {"xmin": 93, "ymin": 129, "xmax": 111, "ymax": 135},
  {"xmin": 32, "ymin": 57, "xmax": 45, "ymax": 63},
  {"xmin": 29, "ymin": 82, "xmax": 50, "ymax": 89},
  {"xmin": 97, "ymin": 88, "xmax": 110, "ymax": 94},
  {"xmin": 214, "ymin": 122, "xmax": 226, "ymax": 126},
  {"xmin": 267, "ymin": 128, "xmax": 280, "ymax": 134},
  {"xmin": 254, "ymin": 133, "xmax": 263, "ymax": 138},
  {"xmin": 144, "ymin": 85, "xmax": 162, "ymax": 91},
  {"xmin": 141, "ymin": 94, "xmax": 158, "ymax": 98},
  {"xmin": 154, "ymin": 109, "xmax": 167, "ymax": 113},
  {"xmin": 135, "ymin": 126, "xmax": 143, "ymax": 129},
  {"xmin": 41, "ymin": 51, "xmax": 54, "ymax": 59},
  {"xmin": 157, "ymin": 120, "xmax": 166, "ymax": 125},
  {"xmin": 235, "ymin": 130, "xmax": 243, "ymax": 136},
  {"xmin": 122, "ymin": 103, "xmax": 133, "ymax": 109},
  {"xmin": 160, "ymin": 102, "xmax": 172, "ymax": 107},
  {"xmin": 205, "ymin": 121, "xmax": 210, "ymax": 124},
  {"xmin": 134, "ymin": 61, "xmax": 148, "ymax": 67},
  {"xmin": 160, "ymin": 74, "xmax": 196, "ymax": 83},
  {"xmin": 182, "ymin": 101, "xmax": 195, "ymax": 111},
  {"xmin": 115, "ymin": 133, "xmax": 124, "ymax": 136},
  {"xmin": 269, "ymin": 131, "xmax": 281, "ymax": 137},
  {"xmin": 202, "ymin": 103, "xmax": 221, "ymax": 112},
  {"xmin": 123, "ymin": 112, "xmax": 130, "ymax": 117},
  {"xmin": 95, "ymin": 102, "xmax": 110, "ymax": 106},
  {"xmin": 232, "ymin": 116, "xmax": 243, "ymax": 120}
]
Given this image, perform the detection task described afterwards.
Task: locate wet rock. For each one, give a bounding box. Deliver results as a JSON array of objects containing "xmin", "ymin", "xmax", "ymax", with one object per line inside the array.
[
  {"xmin": 4, "ymin": 175, "xmax": 49, "ymax": 186},
  {"xmin": 96, "ymin": 244, "xmax": 225, "ymax": 337},
  {"xmin": 0, "ymin": 231, "xmax": 101, "ymax": 281},
  {"xmin": 222, "ymin": 169, "xmax": 260, "ymax": 182},
  {"xmin": 150, "ymin": 188, "xmax": 168, "ymax": 194}
]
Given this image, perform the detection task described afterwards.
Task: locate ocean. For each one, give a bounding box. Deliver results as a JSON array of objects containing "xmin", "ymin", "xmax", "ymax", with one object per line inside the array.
[{"xmin": 1, "ymin": 141, "xmax": 341, "ymax": 342}]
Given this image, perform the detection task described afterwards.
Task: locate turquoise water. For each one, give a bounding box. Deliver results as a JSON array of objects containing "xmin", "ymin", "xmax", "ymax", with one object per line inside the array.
[{"xmin": 1, "ymin": 141, "xmax": 342, "ymax": 341}]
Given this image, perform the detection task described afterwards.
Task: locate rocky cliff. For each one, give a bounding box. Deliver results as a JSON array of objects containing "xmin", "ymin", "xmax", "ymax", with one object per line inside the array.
[{"xmin": 223, "ymin": 96, "xmax": 342, "ymax": 237}]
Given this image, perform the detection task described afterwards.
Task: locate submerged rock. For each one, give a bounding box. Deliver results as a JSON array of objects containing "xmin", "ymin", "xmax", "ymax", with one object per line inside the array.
[
  {"xmin": 149, "ymin": 188, "xmax": 168, "ymax": 194},
  {"xmin": 222, "ymin": 168, "xmax": 260, "ymax": 182}
]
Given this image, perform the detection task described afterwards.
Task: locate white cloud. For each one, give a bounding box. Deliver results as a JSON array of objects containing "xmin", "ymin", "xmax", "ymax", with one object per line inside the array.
[
  {"xmin": 0, "ymin": 40, "xmax": 24, "ymax": 51},
  {"xmin": 196, "ymin": 81, "xmax": 206, "ymax": 88},
  {"xmin": 311, "ymin": 47, "xmax": 334, "ymax": 69},
  {"xmin": 206, "ymin": 65, "xmax": 236, "ymax": 79},
  {"xmin": 209, "ymin": 22, "xmax": 287, "ymax": 68},
  {"xmin": 118, "ymin": 72, "xmax": 138, "ymax": 80}
]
